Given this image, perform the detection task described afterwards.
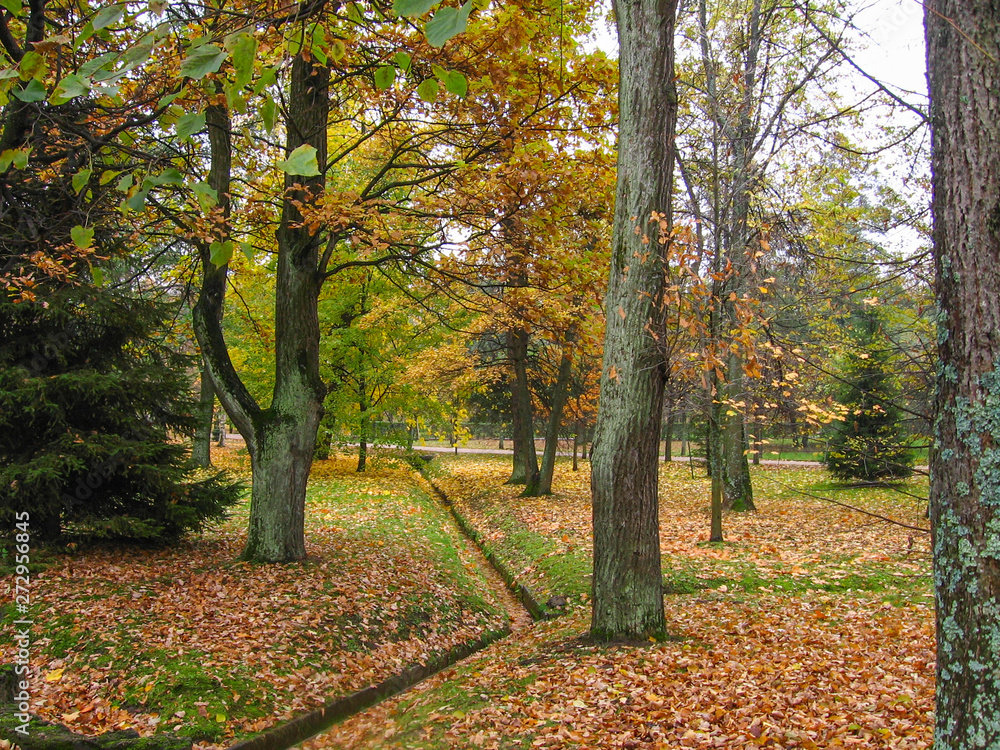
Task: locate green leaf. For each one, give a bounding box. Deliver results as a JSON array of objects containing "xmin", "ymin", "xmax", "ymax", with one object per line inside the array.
[
  {"xmin": 0, "ymin": 151, "xmax": 13, "ymax": 171},
  {"xmin": 277, "ymin": 144, "xmax": 320, "ymax": 176},
  {"xmin": 416, "ymin": 77, "xmax": 439, "ymax": 102},
  {"xmin": 116, "ymin": 34, "xmax": 157, "ymax": 75},
  {"xmin": 444, "ymin": 70, "xmax": 467, "ymax": 97},
  {"xmin": 125, "ymin": 189, "xmax": 148, "ymax": 210},
  {"xmin": 145, "ymin": 168, "xmax": 184, "ymax": 187},
  {"xmin": 331, "ymin": 40, "xmax": 347, "ymax": 62},
  {"xmin": 71, "ymin": 225, "xmax": 95, "ymax": 250},
  {"xmin": 0, "ymin": 0, "xmax": 20, "ymax": 17},
  {"xmin": 99, "ymin": 170, "xmax": 118, "ymax": 185},
  {"xmin": 0, "ymin": 68, "xmax": 18, "ymax": 80},
  {"xmin": 240, "ymin": 241, "xmax": 254, "ymax": 261},
  {"xmin": 175, "ymin": 112, "xmax": 205, "ymax": 141},
  {"xmin": 431, "ymin": 64, "xmax": 447, "ymax": 80},
  {"xmin": 18, "ymin": 51, "xmax": 45, "ymax": 81},
  {"xmin": 78, "ymin": 51, "xmax": 117, "ymax": 78},
  {"xmin": 209, "ymin": 240, "xmax": 233, "ymax": 267},
  {"xmin": 50, "ymin": 73, "xmax": 90, "ymax": 104},
  {"xmin": 393, "ymin": 0, "xmax": 435, "ymax": 16},
  {"xmin": 252, "ymin": 66, "xmax": 278, "ymax": 95},
  {"xmin": 91, "ymin": 266, "xmax": 104, "ymax": 286},
  {"xmin": 11, "ymin": 148, "xmax": 28, "ymax": 169},
  {"xmin": 374, "ymin": 65, "xmax": 396, "ymax": 90},
  {"xmin": 393, "ymin": 52, "xmax": 412, "ymax": 73},
  {"xmin": 261, "ymin": 96, "xmax": 277, "ymax": 133},
  {"xmin": 13, "ymin": 79, "xmax": 45, "ymax": 102},
  {"xmin": 346, "ymin": 2, "xmax": 363, "ymax": 23},
  {"xmin": 72, "ymin": 168, "xmax": 92, "ymax": 194},
  {"xmin": 157, "ymin": 90, "xmax": 182, "ymax": 108},
  {"xmin": 92, "ymin": 3, "xmax": 125, "ymax": 30},
  {"xmin": 117, "ymin": 173, "xmax": 133, "ymax": 192},
  {"xmin": 180, "ymin": 44, "xmax": 227, "ymax": 80},
  {"xmin": 225, "ymin": 32, "xmax": 257, "ymax": 89},
  {"xmin": 424, "ymin": 0, "xmax": 472, "ymax": 47},
  {"xmin": 192, "ymin": 181, "xmax": 218, "ymax": 211}
]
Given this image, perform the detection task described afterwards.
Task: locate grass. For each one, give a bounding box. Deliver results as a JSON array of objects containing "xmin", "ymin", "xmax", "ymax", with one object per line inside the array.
[{"xmin": 430, "ymin": 454, "xmax": 932, "ymax": 612}]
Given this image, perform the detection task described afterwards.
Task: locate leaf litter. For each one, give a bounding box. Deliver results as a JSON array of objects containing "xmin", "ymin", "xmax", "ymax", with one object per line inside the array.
[
  {"xmin": 307, "ymin": 455, "xmax": 934, "ymax": 748},
  {"xmin": 4, "ymin": 450, "xmax": 511, "ymax": 749}
]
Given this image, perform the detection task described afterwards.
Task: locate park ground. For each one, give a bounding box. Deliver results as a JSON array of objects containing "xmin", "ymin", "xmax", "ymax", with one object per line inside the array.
[{"xmin": 5, "ymin": 448, "xmax": 935, "ymax": 749}]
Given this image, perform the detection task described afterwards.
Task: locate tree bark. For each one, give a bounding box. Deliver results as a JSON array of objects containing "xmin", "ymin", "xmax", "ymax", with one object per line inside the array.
[
  {"xmin": 590, "ymin": 0, "xmax": 677, "ymax": 641},
  {"xmin": 722, "ymin": 357, "xmax": 755, "ymax": 510},
  {"xmin": 926, "ymin": 3, "xmax": 1000, "ymax": 746},
  {"xmin": 506, "ymin": 327, "xmax": 539, "ymax": 487},
  {"xmin": 663, "ymin": 403, "xmax": 674, "ymax": 462},
  {"xmin": 194, "ymin": 58, "xmax": 328, "ymax": 563},
  {"xmin": 537, "ymin": 339, "xmax": 574, "ymax": 495},
  {"xmin": 191, "ymin": 364, "xmax": 213, "ymax": 467},
  {"xmin": 357, "ymin": 372, "xmax": 369, "ymax": 472}
]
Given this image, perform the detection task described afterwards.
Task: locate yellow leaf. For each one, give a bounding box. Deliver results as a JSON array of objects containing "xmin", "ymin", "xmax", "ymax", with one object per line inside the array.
[{"xmin": 45, "ymin": 668, "xmax": 65, "ymax": 682}]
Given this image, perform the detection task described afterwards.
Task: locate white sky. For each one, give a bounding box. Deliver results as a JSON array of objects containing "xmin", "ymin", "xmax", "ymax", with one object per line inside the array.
[
  {"xmin": 851, "ymin": 0, "xmax": 927, "ymax": 97},
  {"xmin": 591, "ymin": 0, "xmax": 928, "ymax": 99}
]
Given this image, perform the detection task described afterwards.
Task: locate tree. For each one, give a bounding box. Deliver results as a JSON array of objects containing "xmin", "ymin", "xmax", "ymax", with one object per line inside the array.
[
  {"xmin": 925, "ymin": 1, "xmax": 1000, "ymax": 746},
  {"xmin": 824, "ymin": 307, "xmax": 914, "ymax": 481},
  {"xmin": 0, "ymin": 279, "xmax": 240, "ymax": 544},
  {"xmin": 590, "ymin": 0, "xmax": 677, "ymax": 641}
]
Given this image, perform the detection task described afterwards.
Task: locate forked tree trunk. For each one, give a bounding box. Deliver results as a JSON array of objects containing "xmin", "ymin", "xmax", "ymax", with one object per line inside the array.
[
  {"xmin": 194, "ymin": 57, "xmax": 328, "ymax": 563},
  {"xmin": 926, "ymin": 2, "xmax": 1000, "ymax": 746},
  {"xmin": 590, "ymin": 0, "xmax": 677, "ymax": 641}
]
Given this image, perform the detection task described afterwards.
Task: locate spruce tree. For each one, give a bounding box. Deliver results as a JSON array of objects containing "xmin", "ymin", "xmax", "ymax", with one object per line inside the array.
[
  {"xmin": 0, "ymin": 285, "xmax": 241, "ymax": 543},
  {"xmin": 824, "ymin": 309, "xmax": 914, "ymax": 481}
]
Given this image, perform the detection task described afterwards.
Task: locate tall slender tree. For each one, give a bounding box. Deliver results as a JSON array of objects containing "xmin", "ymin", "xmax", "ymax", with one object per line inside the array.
[
  {"xmin": 590, "ymin": 0, "xmax": 678, "ymax": 641},
  {"xmin": 925, "ymin": 1, "xmax": 1000, "ymax": 746}
]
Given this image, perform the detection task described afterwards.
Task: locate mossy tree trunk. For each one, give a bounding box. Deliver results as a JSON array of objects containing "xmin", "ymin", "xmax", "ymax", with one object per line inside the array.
[
  {"xmin": 590, "ymin": 0, "xmax": 677, "ymax": 642},
  {"xmin": 926, "ymin": 2, "xmax": 1000, "ymax": 746},
  {"xmin": 194, "ymin": 57, "xmax": 328, "ymax": 563}
]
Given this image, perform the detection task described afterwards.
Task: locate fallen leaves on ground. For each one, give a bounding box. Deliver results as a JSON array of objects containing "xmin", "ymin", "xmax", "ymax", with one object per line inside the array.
[
  {"xmin": 309, "ymin": 455, "xmax": 934, "ymax": 748},
  {"xmin": 5, "ymin": 451, "xmax": 511, "ymax": 749}
]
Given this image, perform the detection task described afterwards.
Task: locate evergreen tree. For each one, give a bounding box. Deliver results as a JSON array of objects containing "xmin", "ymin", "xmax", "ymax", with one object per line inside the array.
[
  {"xmin": 0, "ymin": 285, "xmax": 241, "ymax": 544},
  {"xmin": 824, "ymin": 309, "xmax": 913, "ymax": 481}
]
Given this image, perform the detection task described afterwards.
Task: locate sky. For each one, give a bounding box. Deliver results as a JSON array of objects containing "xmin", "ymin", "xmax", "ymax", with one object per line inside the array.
[{"xmin": 851, "ymin": 0, "xmax": 927, "ymax": 97}]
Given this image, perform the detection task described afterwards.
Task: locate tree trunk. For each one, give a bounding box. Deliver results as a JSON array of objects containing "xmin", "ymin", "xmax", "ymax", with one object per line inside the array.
[
  {"xmin": 191, "ymin": 364, "xmax": 213, "ymax": 467},
  {"xmin": 216, "ymin": 410, "xmax": 227, "ymax": 447},
  {"xmin": 572, "ymin": 424, "xmax": 579, "ymax": 471},
  {"xmin": 722, "ymin": 359, "xmax": 755, "ymax": 510},
  {"xmin": 663, "ymin": 405, "xmax": 674, "ymax": 462},
  {"xmin": 537, "ymin": 340, "xmax": 575, "ymax": 495},
  {"xmin": 194, "ymin": 58, "xmax": 328, "ymax": 563},
  {"xmin": 926, "ymin": 3, "xmax": 1000, "ymax": 746},
  {"xmin": 357, "ymin": 370, "xmax": 369, "ymax": 471},
  {"xmin": 506, "ymin": 327, "xmax": 539, "ymax": 487},
  {"xmin": 590, "ymin": 0, "xmax": 677, "ymax": 642}
]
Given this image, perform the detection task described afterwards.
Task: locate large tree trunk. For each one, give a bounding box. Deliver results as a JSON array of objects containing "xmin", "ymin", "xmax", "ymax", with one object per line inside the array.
[
  {"xmin": 194, "ymin": 57, "xmax": 328, "ymax": 564},
  {"xmin": 536, "ymin": 340, "xmax": 574, "ymax": 495},
  {"xmin": 590, "ymin": 0, "xmax": 677, "ymax": 642},
  {"xmin": 926, "ymin": 3, "xmax": 1000, "ymax": 746},
  {"xmin": 506, "ymin": 327, "xmax": 539, "ymax": 487},
  {"xmin": 191, "ymin": 364, "xmax": 213, "ymax": 467}
]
